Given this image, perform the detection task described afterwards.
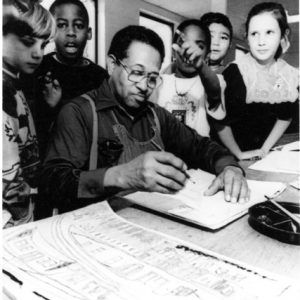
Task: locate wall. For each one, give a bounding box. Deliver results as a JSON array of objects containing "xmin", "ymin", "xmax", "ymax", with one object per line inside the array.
[
  {"xmin": 97, "ymin": 0, "xmax": 185, "ymax": 67},
  {"xmin": 210, "ymin": 0, "xmax": 227, "ymax": 14}
]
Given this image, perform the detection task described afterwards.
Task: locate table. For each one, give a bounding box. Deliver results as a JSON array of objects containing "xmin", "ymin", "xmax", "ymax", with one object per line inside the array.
[{"xmin": 113, "ymin": 136, "xmax": 300, "ymax": 280}]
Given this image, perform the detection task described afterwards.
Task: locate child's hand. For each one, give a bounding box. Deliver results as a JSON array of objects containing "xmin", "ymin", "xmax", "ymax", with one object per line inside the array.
[
  {"xmin": 238, "ymin": 149, "xmax": 264, "ymax": 161},
  {"xmin": 172, "ymin": 41, "xmax": 205, "ymax": 70},
  {"xmin": 42, "ymin": 72, "xmax": 62, "ymax": 108}
]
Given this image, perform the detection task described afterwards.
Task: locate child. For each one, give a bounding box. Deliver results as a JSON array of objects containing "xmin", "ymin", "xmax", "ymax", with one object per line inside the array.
[
  {"xmin": 151, "ymin": 19, "xmax": 225, "ymax": 137},
  {"xmin": 163, "ymin": 13, "xmax": 232, "ymax": 75},
  {"xmin": 26, "ymin": 0, "xmax": 108, "ymax": 159},
  {"xmin": 200, "ymin": 12, "xmax": 233, "ymax": 74},
  {"xmin": 215, "ymin": 2, "xmax": 298, "ymax": 160},
  {"xmin": 2, "ymin": 2, "xmax": 55, "ymax": 228}
]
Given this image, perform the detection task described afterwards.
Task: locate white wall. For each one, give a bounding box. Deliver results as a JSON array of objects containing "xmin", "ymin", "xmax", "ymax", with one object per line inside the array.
[
  {"xmin": 97, "ymin": 0, "xmax": 185, "ymax": 67},
  {"xmin": 210, "ymin": 0, "xmax": 227, "ymax": 14}
]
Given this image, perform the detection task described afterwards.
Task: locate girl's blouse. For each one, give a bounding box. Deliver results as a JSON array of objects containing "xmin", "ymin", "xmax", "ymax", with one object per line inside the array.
[
  {"xmin": 235, "ymin": 53, "xmax": 298, "ymax": 105},
  {"xmin": 217, "ymin": 53, "xmax": 299, "ymax": 151}
]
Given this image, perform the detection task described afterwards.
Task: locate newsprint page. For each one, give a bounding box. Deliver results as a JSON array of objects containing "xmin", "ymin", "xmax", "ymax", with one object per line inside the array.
[{"xmin": 3, "ymin": 201, "xmax": 299, "ymax": 300}]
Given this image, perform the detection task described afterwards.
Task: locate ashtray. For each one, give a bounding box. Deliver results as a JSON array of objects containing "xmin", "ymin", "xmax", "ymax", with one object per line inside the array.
[{"xmin": 248, "ymin": 201, "xmax": 300, "ymax": 245}]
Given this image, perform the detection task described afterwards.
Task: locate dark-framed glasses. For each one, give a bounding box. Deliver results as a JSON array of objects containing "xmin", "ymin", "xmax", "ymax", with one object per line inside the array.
[{"xmin": 116, "ymin": 58, "xmax": 162, "ymax": 89}]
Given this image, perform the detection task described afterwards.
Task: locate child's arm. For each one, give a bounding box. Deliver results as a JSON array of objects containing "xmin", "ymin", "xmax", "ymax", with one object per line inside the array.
[
  {"xmin": 261, "ymin": 119, "xmax": 292, "ymax": 156},
  {"xmin": 198, "ymin": 62, "xmax": 222, "ymax": 111},
  {"xmin": 217, "ymin": 124, "xmax": 263, "ymax": 160},
  {"xmin": 148, "ymin": 82, "xmax": 160, "ymax": 104}
]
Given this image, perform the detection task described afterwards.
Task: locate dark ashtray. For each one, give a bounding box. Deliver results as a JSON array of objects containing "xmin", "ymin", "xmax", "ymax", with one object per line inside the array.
[{"xmin": 248, "ymin": 201, "xmax": 300, "ymax": 245}]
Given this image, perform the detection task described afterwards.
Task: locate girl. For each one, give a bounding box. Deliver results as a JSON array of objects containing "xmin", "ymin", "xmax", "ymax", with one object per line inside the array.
[
  {"xmin": 215, "ymin": 2, "xmax": 298, "ymax": 160},
  {"xmin": 152, "ymin": 19, "xmax": 226, "ymax": 137}
]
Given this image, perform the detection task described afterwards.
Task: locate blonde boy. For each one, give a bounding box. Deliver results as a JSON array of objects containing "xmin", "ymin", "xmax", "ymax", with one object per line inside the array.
[{"xmin": 2, "ymin": 2, "xmax": 55, "ymax": 227}]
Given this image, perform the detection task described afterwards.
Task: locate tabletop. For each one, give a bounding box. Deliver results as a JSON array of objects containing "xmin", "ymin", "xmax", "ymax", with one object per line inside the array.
[{"xmin": 113, "ymin": 134, "xmax": 300, "ymax": 280}]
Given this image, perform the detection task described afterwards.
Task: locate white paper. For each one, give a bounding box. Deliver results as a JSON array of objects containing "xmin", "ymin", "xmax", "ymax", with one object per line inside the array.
[
  {"xmin": 272, "ymin": 141, "xmax": 300, "ymax": 152},
  {"xmin": 3, "ymin": 201, "xmax": 298, "ymax": 300},
  {"xmin": 2, "ymin": 209, "xmax": 12, "ymax": 227},
  {"xmin": 126, "ymin": 169, "xmax": 286, "ymax": 229},
  {"xmin": 249, "ymin": 151, "xmax": 300, "ymax": 174},
  {"xmin": 289, "ymin": 178, "xmax": 300, "ymax": 190}
]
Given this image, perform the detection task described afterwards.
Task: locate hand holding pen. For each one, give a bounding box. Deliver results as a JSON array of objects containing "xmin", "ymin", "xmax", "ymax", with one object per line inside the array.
[
  {"xmin": 105, "ymin": 150, "xmax": 190, "ymax": 194},
  {"xmin": 151, "ymin": 140, "xmax": 195, "ymax": 184}
]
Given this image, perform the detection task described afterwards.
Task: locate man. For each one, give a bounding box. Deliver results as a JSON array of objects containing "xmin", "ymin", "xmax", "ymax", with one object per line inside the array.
[{"xmin": 40, "ymin": 25, "xmax": 249, "ymax": 213}]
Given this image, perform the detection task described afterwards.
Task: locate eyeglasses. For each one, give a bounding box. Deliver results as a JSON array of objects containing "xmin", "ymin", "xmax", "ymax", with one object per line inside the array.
[{"xmin": 116, "ymin": 58, "xmax": 162, "ymax": 89}]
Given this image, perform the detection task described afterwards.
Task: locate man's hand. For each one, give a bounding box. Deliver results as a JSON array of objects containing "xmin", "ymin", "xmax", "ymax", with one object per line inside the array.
[
  {"xmin": 42, "ymin": 72, "xmax": 62, "ymax": 108},
  {"xmin": 104, "ymin": 151, "xmax": 189, "ymax": 194},
  {"xmin": 204, "ymin": 166, "xmax": 250, "ymax": 203}
]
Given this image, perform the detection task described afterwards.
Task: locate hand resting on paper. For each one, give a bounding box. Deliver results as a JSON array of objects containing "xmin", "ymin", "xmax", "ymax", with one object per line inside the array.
[
  {"xmin": 104, "ymin": 151, "xmax": 189, "ymax": 194},
  {"xmin": 204, "ymin": 166, "xmax": 250, "ymax": 203}
]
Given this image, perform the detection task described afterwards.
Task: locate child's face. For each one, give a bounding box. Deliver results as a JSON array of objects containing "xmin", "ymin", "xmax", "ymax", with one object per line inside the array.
[
  {"xmin": 53, "ymin": 3, "xmax": 91, "ymax": 62},
  {"xmin": 209, "ymin": 23, "xmax": 231, "ymax": 64},
  {"xmin": 247, "ymin": 12, "xmax": 282, "ymax": 65},
  {"xmin": 3, "ymin": 33, "xmax": 46, "ymax": 74},
  {"xmin": 175, "ymin": 25, "xmax": 208, "ymax": 75}
]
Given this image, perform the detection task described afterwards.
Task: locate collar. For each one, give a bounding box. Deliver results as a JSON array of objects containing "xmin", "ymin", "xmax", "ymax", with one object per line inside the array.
[
  {"xmin": 52, "ymin": 53, "xmax": 91, "ymax": 67},
  {"xmin": 89, "ymin": 79, "xmax": 154, "ymax": 117},
  {"xmin": 3, "ymin": 67, "xmax": 22, "ymax": 90},
  {"xmin": 86, "ymin": 79, "xmax": 119, "ymax": 111},
  {"xmin": 3, "ymin": 67, "xmax": 19, "ymax": 79}
]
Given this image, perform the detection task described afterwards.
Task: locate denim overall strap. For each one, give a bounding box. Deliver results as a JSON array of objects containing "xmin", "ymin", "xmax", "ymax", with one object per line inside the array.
[
  {"xmin": 81, "ymin": 94, "xmax": 98, "ymax": 170},
  {"xmin": 111, "ymin": 107, "xmax": 165, "ymax": 164}
]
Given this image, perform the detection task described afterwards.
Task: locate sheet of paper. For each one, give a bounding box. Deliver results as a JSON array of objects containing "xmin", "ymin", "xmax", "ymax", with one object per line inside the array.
[
  {"xmin": 126, "ymin": 169, "xmax": 286, "ymax": 229},
  {"xmin": 3, "ymin": 201, "xmax": 299, "ymax": 300},
  {"xmin": 249, "ymin": 151, "xmax": 300, "ymax": 174},
  {"xmin": 272, "ymin": 141, "xmax": 300, "ymax": 151},
  {"xmin": 290, "ymin": 178, "xmax": 300, "ymax": 190},
  {"xmin": 2, "ymin": 209, "xmax": 12, "ymax": 227}
]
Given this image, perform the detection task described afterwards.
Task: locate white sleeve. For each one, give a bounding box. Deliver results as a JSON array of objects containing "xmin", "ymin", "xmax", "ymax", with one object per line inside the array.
[{"xmin": 206, "ymin": 74, "xmax": 226, "ymax": 120}]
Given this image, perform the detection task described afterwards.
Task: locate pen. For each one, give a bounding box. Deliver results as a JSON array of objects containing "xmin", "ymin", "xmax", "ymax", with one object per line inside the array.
[
  {"xmin": 241, "ymin": 155, "xmax": 262, "ymax": 161},
  {"xmin": 264, "ymin": 195, "xmax": 300, "ymax": 229},
  {"xmin": 150, "ymin": 140, "xmax": 196, "ymax": 184}
]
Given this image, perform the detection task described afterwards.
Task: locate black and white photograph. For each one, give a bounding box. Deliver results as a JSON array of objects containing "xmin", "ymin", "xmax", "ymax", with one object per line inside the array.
[{"xmin": 2, "ymin": 0, "xmax": 299, "ymax": 299}]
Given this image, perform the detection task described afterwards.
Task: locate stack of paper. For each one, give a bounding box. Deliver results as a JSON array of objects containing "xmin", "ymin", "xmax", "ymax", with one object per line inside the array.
[{"xmin": 125, "ymin": 169, "xmax": 286, "ymax": 230}]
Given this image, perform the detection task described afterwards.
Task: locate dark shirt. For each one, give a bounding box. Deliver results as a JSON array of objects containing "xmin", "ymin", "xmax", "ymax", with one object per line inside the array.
[
  {"xmin": 22, "ymin": 52, "xmax": 108, "ymax": 159},
  {"xmin": 214, "ymin": 64, "xmax": 297, "ymax": 151},
  {"xmin": 41, "ymin": 79, "xmax": 239, "ymax": 212}
]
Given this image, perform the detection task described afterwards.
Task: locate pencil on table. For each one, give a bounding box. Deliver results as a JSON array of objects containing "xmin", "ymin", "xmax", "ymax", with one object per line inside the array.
[{"xmin": 264, "ymin": 195, "xmax": 300, "ymax": 229}]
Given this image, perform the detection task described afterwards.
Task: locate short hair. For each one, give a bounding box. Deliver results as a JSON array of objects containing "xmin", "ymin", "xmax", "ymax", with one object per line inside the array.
[
  {"xmin": 3, "ymin": 2, "xmax": 55, "ymax": 41},
  {"xmin": 200, "ymin": 12, "xmax": 233, "ymax": 40},
  {"xmin": 3, "ymin": 0, "xmax": 36, "ymax": 14},
  {"xmin": 174, "ymin": 19, "xmax": 211, "ymax": 53},
  {"xmin": 108, "ymin": 25, "xmax": 165, "ymax": 63},
  {"xmin": 50, "ymin": 0, "xmax": 89, "ymax": 25},
  {"xmin": 245, "ymin": 2, "xmax": 289, "ymax": 59}
]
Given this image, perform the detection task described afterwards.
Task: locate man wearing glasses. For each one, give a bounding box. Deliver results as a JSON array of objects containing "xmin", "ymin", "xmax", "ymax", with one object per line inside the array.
[{"xmin": 41, "ymin": 26, "xmax": 249, "ymax": 214}]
